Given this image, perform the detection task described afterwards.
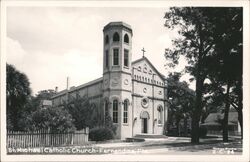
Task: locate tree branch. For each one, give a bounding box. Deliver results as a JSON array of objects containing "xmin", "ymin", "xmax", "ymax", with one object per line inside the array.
[{"xmin": 203, "ymin": 43, "xmax": 214, "ymax": 55}]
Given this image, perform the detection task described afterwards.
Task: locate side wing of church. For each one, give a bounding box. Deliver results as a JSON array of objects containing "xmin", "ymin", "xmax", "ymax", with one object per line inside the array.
[{"xmin": 51, "ymin": 22, "xmax": 168, "ymax": 140}]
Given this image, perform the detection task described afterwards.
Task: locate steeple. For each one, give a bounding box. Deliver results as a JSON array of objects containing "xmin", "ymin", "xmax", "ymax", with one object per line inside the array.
[
  {"xmin": 102, "ymin": 22, "xmax": 133, "ymax": 139},
  {"xmin": 103, "ymin": 21, "xmax": 133, "ymax": 73}
]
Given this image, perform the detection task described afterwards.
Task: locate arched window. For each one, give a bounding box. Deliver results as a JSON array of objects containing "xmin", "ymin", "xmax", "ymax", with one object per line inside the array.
[
  {"xmin": 105, "ymin": 35, "xmax": 109, "ymax": 44},
  {"xmin": 157, "ymin": 106, "xmax": 163, "ymax": 124},
  {"xmin": 123, "ymin": 100, "xmax": 129, "ymax": 123},
  {"xmin": 113, "ymin": 32, "xmax": 120, "ymax": 42},
  {"xmin": 113, "ymin": 99, "xmax": 118, "ymax": 123},
  {"xmin": 124, "ymin": 34, "xmax": 129, "ymax": 43}
]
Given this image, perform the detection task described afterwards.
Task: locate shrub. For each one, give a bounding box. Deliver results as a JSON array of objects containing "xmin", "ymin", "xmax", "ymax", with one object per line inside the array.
[
  {"xmin": 199, "ymin": 126, "xmax": 207, "ymax": 138},
  {"xmin": 89, "ymin": 127, "xmax": 114, "ymax": 141}
]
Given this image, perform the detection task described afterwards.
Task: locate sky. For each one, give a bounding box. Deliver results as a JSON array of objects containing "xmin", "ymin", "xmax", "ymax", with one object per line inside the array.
[{"xmin": 6, "ymin": 7, "xmax": 192, "ymax": 95}]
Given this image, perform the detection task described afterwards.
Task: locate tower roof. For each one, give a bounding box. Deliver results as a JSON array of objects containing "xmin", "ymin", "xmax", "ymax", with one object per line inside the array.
[{"xmin": 103, "ymin": 21, "xmax": 132, "ymax": 34}]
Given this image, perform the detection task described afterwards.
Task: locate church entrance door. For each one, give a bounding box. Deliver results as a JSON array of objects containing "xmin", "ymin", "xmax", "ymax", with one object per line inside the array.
[
  {"xmin": 140, "ymin": 111, "xmax": 150, "ymax": 134},
  {"xmin": 142, "ymin": 118, "xmax": 148, "ymax": 133}
]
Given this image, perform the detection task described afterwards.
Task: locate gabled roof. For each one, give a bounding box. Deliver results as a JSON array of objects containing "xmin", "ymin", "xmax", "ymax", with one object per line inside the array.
[
  {"xmin": 202, "ymin": 112, "xmax": 238, "ymax": 126},
  {"xmin": 132, "ymin": 56, "xmax": 166, "ymax": 81}
]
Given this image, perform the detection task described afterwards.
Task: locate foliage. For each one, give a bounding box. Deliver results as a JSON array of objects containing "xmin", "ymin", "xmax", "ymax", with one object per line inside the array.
[
  {"xmin": 65, "ymin": 95, "xmax": 103, "ymax": 130},
  {"xmin": 30, "ymin": 89, "xmax": 56, "ymax": 110},
  {"xmin": 26, "ymin": 106, "xmax": 75, "ymax": 133},
  {"xmin": 89, "ymin": 127, "xmax": 114, "ymax": 141},
  {"xmin": 164, "ymin": 7, "xmax": 242, "ymax": 143},
  {"xmin": 6, "ymin": 64, "xmax": 32, "ymax": 131},
  {"xmin": 167, "ymin": 72, "xmax": 195, "ymax": 136},
  {"xmin": 201, "ymin": 7, "xmax": 243, "ymax": 141}
]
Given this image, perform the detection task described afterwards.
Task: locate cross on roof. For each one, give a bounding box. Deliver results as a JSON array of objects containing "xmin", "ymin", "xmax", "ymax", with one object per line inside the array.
[{"xmin": 141, "ymin": 47, "xmax": 146, "ymax": 57}]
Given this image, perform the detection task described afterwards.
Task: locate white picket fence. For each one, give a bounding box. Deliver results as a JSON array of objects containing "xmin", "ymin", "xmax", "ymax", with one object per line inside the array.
[{"xmin": 7, "ymin": 128, "xmax": 89, "ymax": 148}]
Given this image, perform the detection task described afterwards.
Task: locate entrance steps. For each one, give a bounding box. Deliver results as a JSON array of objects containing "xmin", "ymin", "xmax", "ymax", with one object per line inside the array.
[
  {"xmin": 125, "ymin": 134, "xmax": 168, "ymax": 142},
  {"xmin": 134, "ymin": 134, "xmax": 168, "ymax": 139}
]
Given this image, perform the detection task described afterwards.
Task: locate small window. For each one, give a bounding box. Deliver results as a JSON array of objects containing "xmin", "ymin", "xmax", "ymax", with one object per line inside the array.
[
  {"xmin": 113, "ymin": 32, "xmax": 120, "ymax": 42},
  {"xmin": 138, "ymin": 66, "xmax": 141, "ymax": 71},
  {"xmin": 105, "ymin": 50, "xmax": 109, "ymax": 68},
  {"xmin": 105, "ymin": 35, "xmax": 109, "ymax": 44},
  {"xmin": 124, "ymin": 34, "xmax": 129, "ymax": 43},
  {"xmin": 124, "ymin": 49, "xmax": 129, "ymax": 67},
  {"xmin": 123, "ymin": 100, "xmax": 128, "ymax": 123},
  {"xmin": 113, "ymin": 99, "xmax": 118, "ymax": 123},
  {"xmin": 113, "ymin": 49, "xmax": 119, "ymax": 65}
]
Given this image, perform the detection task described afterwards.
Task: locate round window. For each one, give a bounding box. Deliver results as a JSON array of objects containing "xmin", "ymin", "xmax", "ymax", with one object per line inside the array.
[{"xmin": 141, "ymin": 97, "xmax": 149, "ymax": 108}]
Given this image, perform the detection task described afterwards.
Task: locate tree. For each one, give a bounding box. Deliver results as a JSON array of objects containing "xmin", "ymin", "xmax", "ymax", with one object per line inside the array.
[
  {"xmin": 164, "ymin": 7, "xmax": 242, "ymax": 143},
  {"xmin": 6, "ymin": 64, "xmax": 32, "ymax": 131},
  {"xmin": 165, "ymin": 7, "xmax": 216, "ymax": 143},
  {"xmin": 29, "ymin": 89, "xmax": 56, "ymax": 111},
  {"xmin": 65, "ymin": 95, "xmax": 103, "ymax": 130},
  {"xmin": 167, "ymin": 72, "xmax": 195, "ymax": 136},
  {"xmin": 26, "ymin": 106, "xmax": 75, "ymax": 133},
  {"xmin": 214, "ymin": 8, "xmax": 242, "ymax": 141},
  {"xmin": 203, "ymin": 8, "xmax": 242, "ymax": 141}
]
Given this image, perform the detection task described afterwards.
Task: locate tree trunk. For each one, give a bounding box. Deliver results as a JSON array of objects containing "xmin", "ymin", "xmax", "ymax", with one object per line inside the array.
[
  {"xmin": 191, "ymin": 76, "xmax": 204, "ymax": 144},
  {"xmin": 238, "ymin": 81, "xmax": 243, "ymax": 139},
  {"xmin": 238, "ymin": 108, "xmax": 243, "ymax": 139},
  {"xmin": 176, "ymin": 119, "xmax": 180, "ymax": 136},
  {"xmin": 223, "ymin": 81, "xmax": 231, "ymax": 142},
  {"xmin": 184, "ymin": 117, "xmax": 188, "ymax": 136},
  {"xmin": 191, "ymin": 23, "xmax": 205, "ymax": 144}
]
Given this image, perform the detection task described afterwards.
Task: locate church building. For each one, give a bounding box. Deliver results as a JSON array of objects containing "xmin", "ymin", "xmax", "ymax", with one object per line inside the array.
[{"xmin": 51, "ymin": 22, "xmax": 168, "ymax": 140}]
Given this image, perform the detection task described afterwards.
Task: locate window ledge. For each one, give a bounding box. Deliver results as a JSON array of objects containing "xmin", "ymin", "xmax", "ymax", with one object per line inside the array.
[
  {"xmin": 123, "ymin": 123, "xmax": 129, "ymax": 126},
  {"xmin": 124, "ymin": 66, "xmax": 129, "ymax": 69},
  {"xmin": 157, "ymin": 124, "xmax": 163, "ymax": 127}
]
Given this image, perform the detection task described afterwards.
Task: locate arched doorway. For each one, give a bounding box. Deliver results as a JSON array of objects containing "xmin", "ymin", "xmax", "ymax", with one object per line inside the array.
[{"xmin": 140, "ymin": 111, "xmax": 150, "ymax": 133}]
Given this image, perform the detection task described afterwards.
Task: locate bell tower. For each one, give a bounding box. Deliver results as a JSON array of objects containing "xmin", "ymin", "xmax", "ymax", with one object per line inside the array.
[{"xmin": 102, "ymin": 22, "xmax": 133, "ymax": 139}]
